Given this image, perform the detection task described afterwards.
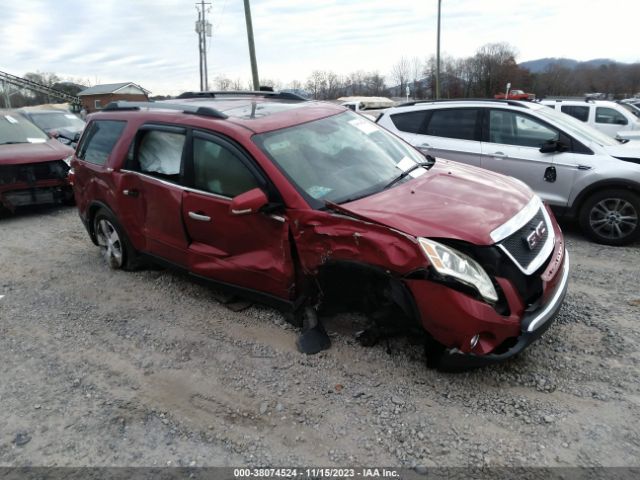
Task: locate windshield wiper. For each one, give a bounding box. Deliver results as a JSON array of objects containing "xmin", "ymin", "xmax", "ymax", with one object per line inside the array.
[
  {"xmin": 383, "ymin": 157, "xmax": 435, "ymax": 190},
  {"xmin": 0, "ymin": 141, "xmax": 28, "ymax": 145}
]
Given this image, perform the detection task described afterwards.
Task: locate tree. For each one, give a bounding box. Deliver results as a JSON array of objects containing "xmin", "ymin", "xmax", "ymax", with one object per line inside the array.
[{"xmin": 390, "ymin": 57, "xmax": 410, "ymax": 97}]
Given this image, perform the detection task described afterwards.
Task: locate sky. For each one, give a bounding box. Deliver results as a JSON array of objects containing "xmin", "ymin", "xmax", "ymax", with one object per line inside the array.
[{"xmin": 0, "ymin": 0, "xmax": 637, "ymax": 96}]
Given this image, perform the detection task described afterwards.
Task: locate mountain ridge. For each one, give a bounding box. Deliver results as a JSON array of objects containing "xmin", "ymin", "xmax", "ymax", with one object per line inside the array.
[{"xmin": 519, "ymin": 57, "xmax": 627, "ymax": 73}]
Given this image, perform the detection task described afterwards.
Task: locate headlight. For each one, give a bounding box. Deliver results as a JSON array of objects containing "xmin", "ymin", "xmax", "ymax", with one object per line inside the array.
[{"xmin": 418, "ymin": 238, "xmax": 498, "ymax": 303}]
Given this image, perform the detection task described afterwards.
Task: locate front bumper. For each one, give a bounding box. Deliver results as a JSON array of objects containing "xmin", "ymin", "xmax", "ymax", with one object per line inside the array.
[
  {"xmin": 0, "ymin": 180, "xmax": 72, "ymax": 210},
  {"xmin": 438, "ymin": 250, "xmax": 569, "ymax": 370}
]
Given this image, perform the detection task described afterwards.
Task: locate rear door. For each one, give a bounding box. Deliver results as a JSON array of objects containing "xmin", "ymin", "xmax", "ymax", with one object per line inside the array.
[
  {"xmin": 418, "ymin": 108, "xmax": 482, "ymax": 166},
  {"xmin": 181, "ymin": 131, "xmax": 294, "ymax": 300},
  {"xmin": 121, "ymin": 124, "xmax": 190, "ymax": 266},
  {"xmin": 480, "ymin": 108, "xmax": 578, "ymax": 207},
  {"xmin": 386, "ymin": 108, "xmax": 482, "ymax": 166}
]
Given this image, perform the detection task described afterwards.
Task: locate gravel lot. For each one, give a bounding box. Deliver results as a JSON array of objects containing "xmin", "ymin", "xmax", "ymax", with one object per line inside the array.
[{"xmin": 1, "ymin": 205, "xmax": 639, "ymax": 469}]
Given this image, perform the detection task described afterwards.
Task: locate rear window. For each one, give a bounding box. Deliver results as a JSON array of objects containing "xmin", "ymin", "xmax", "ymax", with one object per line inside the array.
[
  {"xmin": 560, "ymin": 105, "xmax": 590, "ymax": 122},
  {"xmin": 425, "ymin": 109, "xmax": 478, "ymax": 140},
  {"xmin": 77, "ymin": 120, "xmax": 126, "ymax": 166},
  {"xmin": 390, "ymin": 110, "xmax": 429, "ymax": 133}
]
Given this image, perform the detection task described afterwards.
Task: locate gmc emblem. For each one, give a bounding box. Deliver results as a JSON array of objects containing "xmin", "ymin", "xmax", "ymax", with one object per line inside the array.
[{"xmin": 524, "ymin": 221, "xmax": 547, "ymax": 251}]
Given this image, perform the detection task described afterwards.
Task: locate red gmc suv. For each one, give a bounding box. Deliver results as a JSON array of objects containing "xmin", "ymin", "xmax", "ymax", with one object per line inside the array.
[{"xmin": 70, "ymin": 92, "xmax": 569, "ymax": 369}]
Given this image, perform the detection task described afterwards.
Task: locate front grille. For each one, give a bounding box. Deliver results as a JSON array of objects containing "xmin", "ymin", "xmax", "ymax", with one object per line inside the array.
[
  {"xmin": 0, "ymin": 160, "xmax": 69, "ymax": 185},
  {"xmin": 498, "ymin": 208, "xmax": 550, "ymax": 274}
]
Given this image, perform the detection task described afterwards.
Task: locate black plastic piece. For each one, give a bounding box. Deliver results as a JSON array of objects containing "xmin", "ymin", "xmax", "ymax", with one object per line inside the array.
[
  {"xmin": 176, "ymin": 90, "xmax": 308, "ymax": 101},
  {"xmin": 398, "ymin": 98, "xmax": 531, "ymax": 109},
  {"xmin": 103, "ymin": 101, "xmax": 228, "ymax": 119}
]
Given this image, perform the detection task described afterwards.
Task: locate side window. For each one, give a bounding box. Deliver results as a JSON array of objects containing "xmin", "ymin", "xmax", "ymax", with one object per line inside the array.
[
  {"xmin": 425, "ymin": 109, "xmax": 478, "ymax": 140},
  {"xmin": 77, "ymin": 120, "xmax": 126, "ymax": 166},
  {"xmin": 596, "ymin": 107, "xmax": 628, "ymax": 125},
  {"xmin": 488, "ymin": 110, "xmax": 559, "ymax": 148},
  {"xmin": 389, "ymin": 111, "xmax": 429, "ymax": 134},
  {"xmin": 136, "ymin": 130, "xmax": 186, "ymax": 182},
  {"xmin": 561, "ymin": 105, "xmax": 589, "ymax": 122},
  {"xmin": 193, "ymin": 137, "xmax": 259, "ymax": 198}
]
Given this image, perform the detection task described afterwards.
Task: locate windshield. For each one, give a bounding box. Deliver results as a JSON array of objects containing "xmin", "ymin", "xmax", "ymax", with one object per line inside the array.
[
  {"xmin": 0, "ymin": 113, "xmax": 48, "ymax": 144},
  {"xmin": 619, "ymin": 103, "xmax": 640, "ymax": 119},
  {"xmin": 253, "ymin": 111, "xmax": 428, "ymax": 206},
  {"xmin": 27, "ymin": 112, "xmax": 86, "ymax": 131},
  {"xmin": 534, "ymin": 105, "xmax": 620, "ymax": 146}
]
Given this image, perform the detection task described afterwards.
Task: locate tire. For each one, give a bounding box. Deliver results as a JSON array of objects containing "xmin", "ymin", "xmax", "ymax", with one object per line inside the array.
[
  {"xmin": 578, "ymin": 189, "xmax": 640, "ymax": 246},
  {"xmin": 92, "ymin": 208, "xmax": 140, "ymax": 270}
]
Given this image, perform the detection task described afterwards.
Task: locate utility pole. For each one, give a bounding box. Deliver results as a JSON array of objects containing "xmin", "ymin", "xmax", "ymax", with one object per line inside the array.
[
  {"xmin": 435, "ymin": 0, "xmax": 441, "ymax": 99},
  {"xmin": 195, "ymin": 1, "xmax": 212, "ymax": 91},
  {"xmin": 243, "ymin": 0, "xmax": 260, "ymax": 90}
]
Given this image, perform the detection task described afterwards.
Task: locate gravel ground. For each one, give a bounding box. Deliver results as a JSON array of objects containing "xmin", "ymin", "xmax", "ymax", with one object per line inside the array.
[{"xmin": 0, "ymin": 205, "xmax": 639, "ymax": 468}]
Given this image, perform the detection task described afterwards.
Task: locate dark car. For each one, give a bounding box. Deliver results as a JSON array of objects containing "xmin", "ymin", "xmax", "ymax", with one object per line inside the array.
[
  {"xmin": 0, "ymin": 110, "xmax": 74, "ymax": 213},
  {"xmin": 18, "ymin": 109, "xmax": 86, "ymax": 147},
  {"xmin": 71, "ymin": 92, "xmax": 569, "ymax": 370}
]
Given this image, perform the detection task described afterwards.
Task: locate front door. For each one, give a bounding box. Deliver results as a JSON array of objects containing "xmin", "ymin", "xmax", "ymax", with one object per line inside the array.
[
  {"xmin": 181, "ymin": 131, "xmax": 294, "ymax": 300},
  {"xmin": 480, "ymin": 109, "xmax": 578, "ymax": 207}
]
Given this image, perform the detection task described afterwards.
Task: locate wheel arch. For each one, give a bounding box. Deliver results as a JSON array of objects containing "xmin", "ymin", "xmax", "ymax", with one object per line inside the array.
[
  {"xmin": 569, "ymin": 179, "xmax": 640, "ymax": 217},
  {"xmin": 314, "ymin": 259, "xmax": 422, "ymax": 328},
  {"xmin": 86, "ymin": 200, "xmax": 117, "ymax": 245}
]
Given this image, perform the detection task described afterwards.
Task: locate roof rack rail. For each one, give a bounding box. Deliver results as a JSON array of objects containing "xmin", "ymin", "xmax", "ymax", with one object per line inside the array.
[
  {"xmin": 175, "ymin": 90, "xmax": 308, "ymax": 101},
  {"xmin": 103, "ymin": 101, "xmax": 228, "ymax": 119},
  {"xmin": 398, "ymin": 98, "xmax": 531, "ymax": 108}
]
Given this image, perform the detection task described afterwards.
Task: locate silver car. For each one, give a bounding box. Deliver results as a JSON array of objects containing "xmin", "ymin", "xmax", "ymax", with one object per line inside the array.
[{"xmin": 377, "ymin": 99, "xmax": 640, "ymax": 245}]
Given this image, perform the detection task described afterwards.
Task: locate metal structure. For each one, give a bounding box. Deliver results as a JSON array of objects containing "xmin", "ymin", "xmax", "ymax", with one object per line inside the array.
[
  {"xmin": 195, "ymin": 1, "xmax": 212, "ymax": 91},
  {"xmin": 0, "ymin": 70, "xmax": 81, "ymax": 108}
]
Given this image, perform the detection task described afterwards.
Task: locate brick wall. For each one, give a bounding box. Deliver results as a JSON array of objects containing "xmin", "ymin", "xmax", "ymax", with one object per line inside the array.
[{"xmin": 81, "ymin": 93, "xmax": 148, "ymax": 113}]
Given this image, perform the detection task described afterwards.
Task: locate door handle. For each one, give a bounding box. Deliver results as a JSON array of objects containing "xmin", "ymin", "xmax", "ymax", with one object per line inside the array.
[
  {"xmin": 188, "ymin": 211, "xmax": 211, "ymax": 222},
  {"xmin": 122, "ymin": 189, "xmax": 139, "ymax": 197},
  {"xmin": 492, "ymin": 151, "xmax": 508, "ymax": 158},
  {"xmin": 419, "ymin": 143, "xmax": 430, "ymax": 148}
]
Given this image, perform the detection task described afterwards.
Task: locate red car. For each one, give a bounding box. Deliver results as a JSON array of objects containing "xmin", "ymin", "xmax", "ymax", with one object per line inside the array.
[
  {"xmin": 71, "ymin": 92, "xmax": 569, "ymax": 369},
  {"xmin": 494, "ymin": 89, "xmax": 536, "ymax": 101},
  {"xmin": 1, "ymin": 110, "xmax": 74, "ymax": 213}
]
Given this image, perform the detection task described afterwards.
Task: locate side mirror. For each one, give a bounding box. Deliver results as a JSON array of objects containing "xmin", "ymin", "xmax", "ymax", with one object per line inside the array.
[
  {"xmin": 539, "ymin": 140, "xmax": 558, "ymax": 153},
  {"xmin": 229, "ymin": 188, "xmax": 268, "ymax": 216},
  {"xmin": 539, "ymin": 140, "xmax": 568, "ymax": 153}
]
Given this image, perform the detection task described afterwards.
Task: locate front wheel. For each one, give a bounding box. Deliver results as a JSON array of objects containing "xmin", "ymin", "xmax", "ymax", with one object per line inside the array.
[
  {"xmin": 578, "ymin": 189, "xmax": 640, "ymax": 246},
  {"xmin": 93, "ymin": 208, "xmax": 139, "ymax": 270}
]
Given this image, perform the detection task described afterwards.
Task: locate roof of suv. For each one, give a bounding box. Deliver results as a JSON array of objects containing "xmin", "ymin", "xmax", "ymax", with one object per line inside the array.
[
  {"xmin": 98, "ymin": 92, "xmax": 346, "ymax": 134},
  {"xmin": 388, "ymin": 98, "xmax": 541, "ymax": 111}
]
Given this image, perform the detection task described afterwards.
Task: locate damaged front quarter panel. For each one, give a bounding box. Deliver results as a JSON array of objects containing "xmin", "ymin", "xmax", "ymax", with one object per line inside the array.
[{"xmin": 289, "ymin": 209, "xmax": 425, "ymax": 277}]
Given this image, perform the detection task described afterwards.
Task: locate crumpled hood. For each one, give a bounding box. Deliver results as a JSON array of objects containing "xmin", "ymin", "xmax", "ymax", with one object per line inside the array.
[
  {"xmin": 341, "ymin": 160, "xmax": 534, "ymax": 246},
  {"xmin": 0, "ymin": 140, "xmax": 74, "ymax": 166}
]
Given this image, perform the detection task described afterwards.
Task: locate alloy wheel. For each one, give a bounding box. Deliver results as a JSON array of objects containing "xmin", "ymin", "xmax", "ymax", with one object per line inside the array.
[
  {"xmin": 589, "ymin": 197, "xmax": 638, "ymax": 241},
  {"xmin": 95, "ymin": 218, "xmax": 124, "ymax": 268}
]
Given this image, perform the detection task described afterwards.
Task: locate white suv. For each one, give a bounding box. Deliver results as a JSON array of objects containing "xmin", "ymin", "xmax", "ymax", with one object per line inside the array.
[
  {"xmin": 377, "ymin": 99, "xmax": 640, "ymax": 245},
  {"xmin": 540, "ymin": 99, "xmax": 640, "ymax": 140}
]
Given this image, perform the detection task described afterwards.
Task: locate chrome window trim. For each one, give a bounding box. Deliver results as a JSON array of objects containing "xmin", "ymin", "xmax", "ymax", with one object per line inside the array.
[
  {"xmin": 490, "ymin": 195, "xmax": 541, "ymax": 243},
  {"xmin": 119, "ymin": 169, "xmax": 232, "ymax": 201}
]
